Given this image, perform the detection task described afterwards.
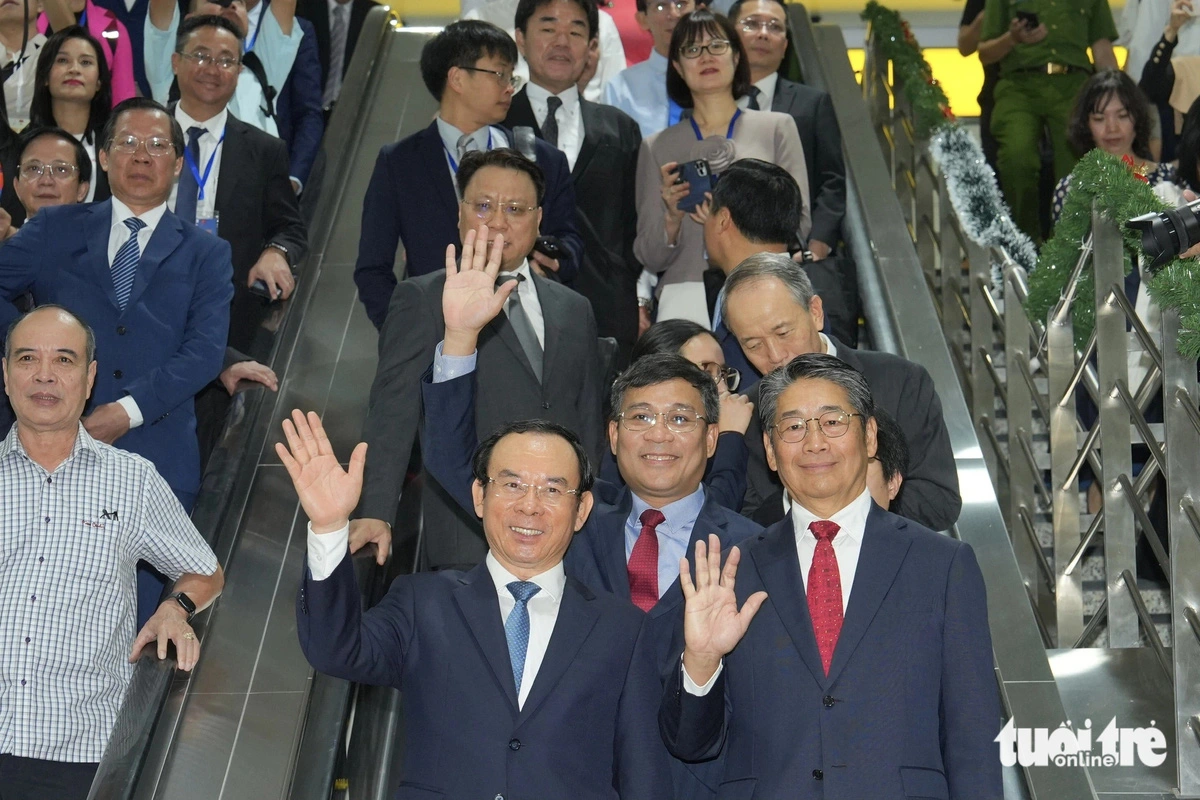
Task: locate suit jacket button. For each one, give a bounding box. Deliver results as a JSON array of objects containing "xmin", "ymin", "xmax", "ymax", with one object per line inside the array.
[
  {"xmin": 823, "ymin": 695, "xmax": 835, "ymax": 708},
  {"xmin": 113, "ymin": 369, "xmax": 123, "ymax": 379},
  {"xmin": 494, "ymin": 795, "xmax": 504, "ymax": 800},
  {"xmin": 508, "ymin": 738, "xmax": 521, "ymax": 751},
  {"xmin": 541, "ymin": 402, "xmax": 550, "ymax": 409},
  {"xmin": 116, "ymin": 326, "xmax": 126, "ymax": 335},
  {"xmin": 812, "ymin": 769, "xmax": 823, "ymax": 780}
]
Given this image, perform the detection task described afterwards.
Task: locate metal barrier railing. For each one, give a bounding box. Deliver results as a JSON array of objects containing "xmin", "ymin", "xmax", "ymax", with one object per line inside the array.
[{"xmin": 862, "ymin": 24, "xmax": 1200, "ymax": 796}]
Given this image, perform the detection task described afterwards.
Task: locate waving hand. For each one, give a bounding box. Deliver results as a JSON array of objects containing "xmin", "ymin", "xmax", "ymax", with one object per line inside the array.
[{"xmin": 275, "ymin": 410, "xmax": 367, "ymax": 534}]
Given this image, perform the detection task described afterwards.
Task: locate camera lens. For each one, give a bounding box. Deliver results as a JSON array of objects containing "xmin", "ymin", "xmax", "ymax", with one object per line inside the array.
[{"xmin": 1129, "ymin": 198, "xmax": 1200, "ymax": 270}]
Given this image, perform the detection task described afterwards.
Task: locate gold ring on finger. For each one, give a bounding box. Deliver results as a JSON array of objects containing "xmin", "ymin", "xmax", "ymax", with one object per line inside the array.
[{"xmin": 183, "ymin": 632, "xmax": 196, "ymax": 640}]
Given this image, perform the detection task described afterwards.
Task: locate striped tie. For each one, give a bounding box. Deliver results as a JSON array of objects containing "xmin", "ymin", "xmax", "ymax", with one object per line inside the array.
[{"xmin": 111, "ymin": 217, "xmax": 146, "ymax": 311}]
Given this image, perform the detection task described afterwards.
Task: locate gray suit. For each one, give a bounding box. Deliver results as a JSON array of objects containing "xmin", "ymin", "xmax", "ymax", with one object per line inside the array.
[{"xmin": 360, "ymin": 269, "xmax": 604, "ymax": 569}]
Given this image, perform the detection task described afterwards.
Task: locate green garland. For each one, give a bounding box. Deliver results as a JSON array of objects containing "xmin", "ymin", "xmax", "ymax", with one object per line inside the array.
[
  {"xmin": 860, "ymin": 1, "xmax": 954, "ymax": 138},
  {"xmin": 1024, "ymin": 150, "xmax": 1200, "ymax": 359}
]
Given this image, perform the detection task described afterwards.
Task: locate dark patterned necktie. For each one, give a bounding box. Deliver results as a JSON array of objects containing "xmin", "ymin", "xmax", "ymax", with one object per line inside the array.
[{"xmin": 628, "ymin": 508, "xmax": 664, "ymax": 610}]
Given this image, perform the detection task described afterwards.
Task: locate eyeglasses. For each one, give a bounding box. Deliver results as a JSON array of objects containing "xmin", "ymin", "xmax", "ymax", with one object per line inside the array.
[
  {"xmin": 459, "ymin": 65, "xmax": 520, "ymax": 89},
  {"xmin": 177, "ymin": 50, "xmax": 241, "ymax": 71},
  {"xmin": 462, "ymin": 199, "xmax": 539, "ymax": 221},
  {"xmin": 772, "ymin": 411, "xmax": 860, "ymax": 443},
  {"xmin": 649, "ymin": 0, "xmax": 692, "ymax": 14},
  {"xmin": 486, "ymin": 477, "xmax": 582, "ymax": 506},
  {"xmin": 679, "ymin": 39, "xmax": 731, "ymax": 59},
  {"xmin": 739, "ymin": 18, "xmax": 787, "ymax": 35},
  {"xmin": 19, "ymin": 161, "xmax": 79, "ymax": 181},
  {"xmin": 109, "ymin": 134, "xmax": 176, "ymax": 158},
  {"xmin": 698, "ymin": 361, "xmax": 741, "ymax": 392},
  {"xmin": 617, "ymin": 409, "xmax": 708, "ymax": 434}
]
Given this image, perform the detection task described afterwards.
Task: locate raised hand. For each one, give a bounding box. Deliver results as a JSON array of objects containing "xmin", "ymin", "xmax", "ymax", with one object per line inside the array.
[
  {"xmin": 680, "ymin": 534, "xmax": 768, "ymax": 685},
  {"xmin": 442, "ymin": 224, "xmax": 513, "ymax": 352},
  {"xmin": 275, "ymin": 409, "xmax": 367, "ymax": 534}
]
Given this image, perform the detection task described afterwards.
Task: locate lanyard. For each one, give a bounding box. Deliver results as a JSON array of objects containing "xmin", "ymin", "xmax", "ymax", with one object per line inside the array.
[
  {"xmin": 246, "ymin": 0, "xmax": 266, "ymax": 51},
  {"xmin": 443, "ymin": 129, "xmax": 493, "ymax": 173},
  {"xmin": 183, "ymin": 130, "xmax": 225, "ymax": 201},
  {"xmin": 667, "ymin": 98, "xmax": 683, "ymax": 128},
  {"xmin": 78, "ymin": 8, "xmax": 87, "ymax": 26},
  {"xmin": 689, "ymin": 108, "xmax": 741, "ymax": 141}
]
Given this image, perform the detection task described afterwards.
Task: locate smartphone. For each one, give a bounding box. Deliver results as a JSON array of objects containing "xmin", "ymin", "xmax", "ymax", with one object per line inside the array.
[
  {"xmin": 1015, "ymin": 10, "xmax": 1040, "ymax": 27},
  {"xmin": 534, "ymin": 235, "xmax": 565, "ymax": 261},
  {"xmin": 250, "ymin": 279, "xmax": 287, "ymax": 302},
  {"xmin": 675, "ymin": 160, "xmax": 714, "ymax": 214}
]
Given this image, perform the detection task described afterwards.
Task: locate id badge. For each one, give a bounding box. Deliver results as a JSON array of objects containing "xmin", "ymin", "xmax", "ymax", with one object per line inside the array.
[{"xmin": 197, "ymin": 211, "xmax": 219, "ymax": 236}]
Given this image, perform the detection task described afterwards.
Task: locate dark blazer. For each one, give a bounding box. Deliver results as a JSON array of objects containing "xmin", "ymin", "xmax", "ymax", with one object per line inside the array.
[
  {"xmin": 353, "ymin": 120, "xmax": 584, "ymax": 329},
  {"xmin": 274, "ymin": 17, "xmax": 325, "ymax": 188},
  {"xmin": 297, "ymin": 555, "xmax": 673, "ymax": 798},
  {"xmin": 659, "ymin": 506, "xmax": 1003, "ymax": 800},
  {"xmin": 773, "ymin": 78, "xmax": 846, "ymax": 248},
  {"xmin": 212, "ymin": 113, "xmax": 308, "ymax": 355},
  {"xmin": 420, "ymin": 368, "xmax": 762, "ymax": 800},
  {"xmin": 742, "ymin": 339, "xmax": 962, "ymax": 531},
  {"xmin": 296, "ymin": 0, "xmax": 377, "ymax": 87},
  {"xmin": 0, "ymin": 200, "xmax": 233, "ymax": 505},
  {"xmin": 505, "ymin": 88, "xmax": 643, "ymax": 361},
  {"xmin": 360, "ymin": 269, "xmax": 603, "ymax": 569}
]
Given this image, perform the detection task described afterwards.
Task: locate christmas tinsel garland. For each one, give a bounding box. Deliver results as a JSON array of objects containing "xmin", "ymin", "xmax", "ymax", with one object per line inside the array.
[
  {"xmin": 1025, "ymin": 150, "xmax": 1200, "ymax": 358},
  {"xmin": 860, "ymin": 1, "xmax": 953, "ymax": 138}
]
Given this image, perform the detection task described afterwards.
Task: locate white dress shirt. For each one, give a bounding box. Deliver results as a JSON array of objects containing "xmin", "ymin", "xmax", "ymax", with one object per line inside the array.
[
  {"xmin": 738, "ymin": 71, "xmax": 779, "ymax": 112},
  {"xmin": 168, "ymin": 106, "xmax": 228, "ymax": 220},
  {"xmin": 106, "ymin": 197, "xmax": 169, "ymax": 428},
  {"xmin": 305, "ymin": 524, "xmax": 564, "ymax": 709},
  {"xmin": 2, "ymin": 33, "xmax": 45, "ymax": 132},
  {"xmin": 684, "ymin": 486, "xmax": 873, "ymax": 696},
  {"xmin": 525, "ymin": 82, "xmax": 583, "ymax": 171},
  {"xmin": 498, "ymin": 259, "xmax": 546, "ymax": 347}
]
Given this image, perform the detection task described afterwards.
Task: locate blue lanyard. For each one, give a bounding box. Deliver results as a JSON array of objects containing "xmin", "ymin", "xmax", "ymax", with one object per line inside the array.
[
  {"xmin": 78, "ymin": 8, "xmax": 87, "ymax": 26},
  {"xmin": 668, "ymin": 99, "xmax": 683, "ymax": 127},
  {"xmin": 246, "ymin": 0, "xmax": 266, "ymax": 51},
  {"xmin": 443, "ymin": 129, "xmax": 493, "ymax": 173},
  {"xmin": 183, "ymin": 131, "xmax": 225, "ymax": 201},
  {"xmin": 689, "ymin": 108, "xmax": 742, "ymax": 141}
]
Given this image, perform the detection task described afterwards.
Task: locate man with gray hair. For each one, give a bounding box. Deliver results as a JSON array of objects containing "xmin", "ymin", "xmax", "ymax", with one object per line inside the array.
[
  {"xmin": 661, "ymin": 352, "xmax": 1002, "ymax": 800},
  {"xmin": 721, "ymin": 251, "xmax": 961, "ymax": 531}
]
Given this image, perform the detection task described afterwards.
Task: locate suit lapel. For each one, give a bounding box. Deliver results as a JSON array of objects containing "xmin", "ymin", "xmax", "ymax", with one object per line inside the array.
[
  {"xmin": 532, "ymin": 272, "xmax": 565, "ymax": 388},
  {"xmin": 485, "ymin": 313, "xmax": 539, "ymax": 382},
  {"xmin": 516, "ymin": 578, "xmax": 600, "ymax": 726},
  {"xmin": 86, "ymin": 200, "xmax": 120, "ymax": 310},
  {"xmin": 507, "ymin": 89, "xmax": 540, "ymax": 134},
  {"xmin": 771, "ymin": 79, "xmax": 797, "ymax": 114},
  {"xmin": 649, "ymin": 496, "xmax": 729, "ymax": 619},
  {"xmin": 592, "ymin": 490, "xmax": 634, "ymax": 600},
  {"xmin": 751, "ymin": 518, "xmax": 829, "ymax": 688},
  {"xmin": 825, "ymin": 504, "xmax": 911, "ymax": 685},
  {"xmin": 572, "ymin": 99, "xmax": 601, "ymax": 180},
  {"xmin": 125, "ymin": 210, "xmax": 184, "ymax": 312},
  {"xmin": 418, "ymin": 121, "xmax": 460, "ymax": 215},
  {"xmin": 214, "ymin": 116, "xmax": 245, "ymax": 227},
  {"xmin": 453, "ymin": 564, "xmax": 520, "ymax": 713}
]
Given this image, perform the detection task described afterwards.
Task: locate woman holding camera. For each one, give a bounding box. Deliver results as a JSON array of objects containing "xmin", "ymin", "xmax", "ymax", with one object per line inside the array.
[{"xmin": 633, "ymin": 9, "xmax": 809, "ymax": 328}]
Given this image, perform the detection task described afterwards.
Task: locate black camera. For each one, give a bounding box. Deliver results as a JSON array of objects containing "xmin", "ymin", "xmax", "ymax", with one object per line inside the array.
[{"xmin": 1128, "ymin": 199, "xmax": 1200, "ymax": 270}]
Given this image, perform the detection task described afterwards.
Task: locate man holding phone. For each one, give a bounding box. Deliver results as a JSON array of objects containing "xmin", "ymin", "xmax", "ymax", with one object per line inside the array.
[{"xmin": 978, "ymin": 0, "xmax": 1118, "ymax": 241}]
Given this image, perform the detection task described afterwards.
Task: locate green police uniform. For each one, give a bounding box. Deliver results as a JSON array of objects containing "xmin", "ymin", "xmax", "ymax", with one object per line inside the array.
[{"xmin": 983, "ymin": 0, "xmax": 1118, "ymax": 240}]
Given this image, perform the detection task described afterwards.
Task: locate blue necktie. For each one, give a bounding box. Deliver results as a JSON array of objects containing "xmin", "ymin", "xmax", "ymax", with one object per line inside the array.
[
  {"xmin": 505, "ymin": 580, "xmax": 541, "ymax": 695},
  {"xmin": 175, "ymin": 126, "xmax": 204, "ymax": 225},
  {"xmin": 111, "ymin": 217, "xmax": 146, "ymax": 311}
]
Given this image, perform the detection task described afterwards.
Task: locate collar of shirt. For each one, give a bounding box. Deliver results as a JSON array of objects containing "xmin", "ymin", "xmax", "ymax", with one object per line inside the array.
[
  {"xmin": 1, "ymin": 34, "xmax": 44, "ymax": 68},
  {"xmin": 0, "ymin": 422, "xmax": 102, "ymax": 468},
  {"xmin": 788, "ymin": 485, "xmax": 871, "ymax": 547},
  {"xmin": 525, "ymin": 81, "xmax": 580, "ymax": 117},
  {"xmin": 754, "ymin": 71, "xmax": 779, "ymax": 109},
  {"xmin": 647, "ymin": 48, "xmax": 668, "ymax": 75},
  {"xmin": 436, "ymin": 116, "xmax": 505, "ymax": 160},
  {"xmin": 628, "ymin": 484, "xmax": 706, "ymax": 550},
  {"xmin": 498, "ymin": 259, "xmax": 534, "ymax": 296},
  {"xmin": 174, "ymin": 105, "xmax": 229, "ymax": 141},
  {"xmin": 821, "ymin": 332, "xmax": 836, "ymax": 358},
  {"xmin": 111, "ymin": 195, "xmax": 167, "ymax": 237},
  {"xmin": 485, "ymin": 551, "xmax": 567, "ymax": 606}
]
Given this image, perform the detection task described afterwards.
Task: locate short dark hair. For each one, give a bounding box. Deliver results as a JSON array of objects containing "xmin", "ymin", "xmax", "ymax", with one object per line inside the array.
[
  {"xmin": 456, "ymin": 148, "xmax": 547, "ymax": 206},
  {"xmin": 631, "ymin": 319, "xmax": 713, "ymax": 363},
  {"xmin": 872, "ymin": 408, "xmax": 908, "ymax": 482},
  {"xmin": 100, "ymin": 97, "xmax": 185, "ymax": 156},
  {"xmin": 176, "ymin": 13, "xmax": 245, "ymax": 51},
  {"xmin": 16, "ymin": 126, "xmax": 92, "ymax": 185},
  {"xmin": 1067, "ymin": 68, "xmax": 1154, "ymax": 159},
  {"xmin": 757, "ymin": 352, "xmax": 875, "ymax": 437},
  {"xmin": 471, "ymin": 419, "xmax": 595, "ymax": 494},
  {"xmin": 726, "ymin": 0, "xmax": 786, "ymax": 22},
  {"xmin": 514, "ymin": 0, "xmax": 599, "ymax": 39},
  {"xmin": 30, "ymin": 27, "xmax": 112, "ymax": 142},
  {"xmin": 5, "ymin": 304, "xmax": 96, "ymax": 363},
  {"xmin": 666, "ymin": 10, "xmax": 753, "ymax": 108},
  {"xmin": 710, "ymin": 159, "xmax": 803, "ymax": 245},
  {"xmin": 609, "ymin": 353, "xmax": 721, "ymax": 427},
  {"xmin": 419, "ymin": 20, "xmax": 518, "ymax": 101},
  {"xmin": 1179, "ymin": 94, "xmax": 1200, "ymax": 193}
]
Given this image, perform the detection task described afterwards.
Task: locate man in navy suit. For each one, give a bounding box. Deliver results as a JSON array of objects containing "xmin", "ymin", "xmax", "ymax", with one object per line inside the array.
[
  {"xmin": 353, "ymin": 19, "xmax": 584, "ymax": 329},
  {"xmin": 661, "ymin": 353, "xmax": 1002, "ymax": 799},
  {"xmin": 274, "ymin": 16, "xmax": 325, "ymax": 193},
  {"xmin": 280, "ymin": 409, "xmax": 673, "ymax": 798}
]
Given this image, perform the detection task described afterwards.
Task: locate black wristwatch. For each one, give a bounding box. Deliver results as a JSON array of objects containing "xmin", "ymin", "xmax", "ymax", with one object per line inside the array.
[{"xmin": 169, "ymin": 591, "xmax": 197, "ymax": 621}]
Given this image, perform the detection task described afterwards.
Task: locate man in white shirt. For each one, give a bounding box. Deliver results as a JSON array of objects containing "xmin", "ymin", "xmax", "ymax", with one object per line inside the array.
[
  {"xmin": 602, "ymin": 0, "xmax": 694, "ymax": 138},
  {"xmin": 282, "ymin": 404, "xmax": 672, "ymax": 797},
  {"xmin": 661, "ymin": 352, "xmax": 1003, "ymax": 800}
]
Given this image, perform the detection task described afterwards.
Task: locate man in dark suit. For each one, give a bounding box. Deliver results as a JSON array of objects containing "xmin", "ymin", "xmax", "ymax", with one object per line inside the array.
[
  {"xmin": 721, "ymin": 252, "xmax": 961, "ymax": 531},
  {"xmin": 504, "ymin": 0, "xmax": 642, "ymax": 362},
  {"xmin": 275, "ymin": 16, "xmax": 325, "ymax": 193},
  {"xmin": 350, "ymin": 149, "xmax": 602, "ymax": 571},
  {"xmin": 661, "ymin": 353, "xmax": 1002, "ymax": 799},
  {"xmin": 353, "ymin": 20, "xmax": 583, "ymax": 330},
  {"xmin": 728, "ymin": 0, "xmax": 845, "ymax": 256},
  {"xmin": 296, "ymin": 0, "xmax": 378, "ymax": 111},
  {"xmin": 281, "ymin": 410, "xmax": 673, "ymax": 798}
]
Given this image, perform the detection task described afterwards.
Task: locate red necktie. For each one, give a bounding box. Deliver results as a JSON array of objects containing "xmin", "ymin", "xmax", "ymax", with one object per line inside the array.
[
  {"xmin": 628, "ymin": 509, "xmax": 664, "ymax": 611},
  {"xmin": 807, "ymin": 520, "xmax": 843, "ymax": 676}
]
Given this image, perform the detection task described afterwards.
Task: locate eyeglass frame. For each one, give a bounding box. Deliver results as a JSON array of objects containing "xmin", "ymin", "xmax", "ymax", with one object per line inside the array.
[
  {"xmin": 18, "ymin": 160, "xmax": 80, "ymax": 181},
  {"xmin": 616, "ymin": 409, "xmax": 710, "ymax": 434},
  {"xmin": 738, "ymin": 17, "xmax": 787, "ymax": 36},
  {"xmin": 649, "ymin": 0, "xmax": 693, "ymax": 14},
  {"xmin": 460, "ymin": 198, "xmax": 540, "ymax": 222},
  {"xmin": 485, "ymin": 477, "xmax": 583, "ymax": 505},
  {"xmin": 770, "ymin": 411, "xmax": 861, "ymax": 443},
  {"xmin": 176, "ymin": 49, "xmax": 242, "ymax": 72},
  {"xmin": 678, "ymin": 39, "xmax": 732, "ymax": 59},
  {"xmin": 698, "ymin": 361, "xmax": 741, "ymax": 393},
  {"xmin": 458, "ymin": 65, "xmax": 520, "ymax": 89},
  {"xmin": 107, "ymin": 134, "xmax": 178, "ymax": 158}
]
